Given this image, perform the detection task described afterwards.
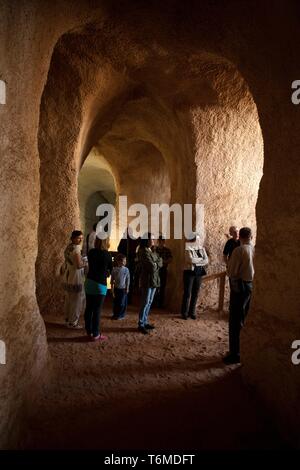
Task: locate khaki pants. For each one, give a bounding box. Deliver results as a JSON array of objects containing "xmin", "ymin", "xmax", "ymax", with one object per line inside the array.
[{"xmin": 64, "ymin": 289, "xmax": 86, "ymax": 325}]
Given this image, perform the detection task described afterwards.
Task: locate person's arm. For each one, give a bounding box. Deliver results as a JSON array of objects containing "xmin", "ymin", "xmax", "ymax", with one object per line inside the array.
[
  {"xmin": 186, "ymin": 247, "xmax": 208, "ymax": 267},
  {"xmin": 155, "ymin": 252, "xmax": 163, "ymax": 269},
  {"xmin": 107, "ymin": 253, "xmax": 113, "ymax": 276},
  {"xmin": 197, "ymin": 247, "xmax": 209, "ymax": 266},
  {"xmin": 74, "ymin": 248, "xmax": 85, "ymax": 269},
  {"xmin": 125, "ymin": 269, "xmax": 130, "ymax": 293},
  {"xmin": 110, "ymin": 268, "xmax": 115, "ymax": 297},
  {"xmin": 140, "ymin": 248, "xmax": 157, "ymax": 272},
  {"xmin": 185, "ymin": 247, "xmax": 195, "ymax": 267},
  {"xmin": 186, "ymin": 248, "xmax": 202, "ymax": 266},
  {"xmin": 223, "ymin": 241, "xmax": 229, "ymax": 265},
  {"xmin": 111, "ymin": 279, "xmax": 115, "ymax": 297}
]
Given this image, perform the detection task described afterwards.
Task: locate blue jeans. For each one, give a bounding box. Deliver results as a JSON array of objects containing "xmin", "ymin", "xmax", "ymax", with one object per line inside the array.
[{"xmin": 138, "ymin": 287, "xmax": 156, "ymax": 327}]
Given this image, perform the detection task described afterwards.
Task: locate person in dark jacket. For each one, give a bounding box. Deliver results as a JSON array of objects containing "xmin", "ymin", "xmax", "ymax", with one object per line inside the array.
[
  {"xmin": 84, "ymin": 236, "xmax": 112, "ymax": 341},
  {"xmin": 117, "ymin": 227, "xmax": 139, "ymax": 304},
  {"xmin": 153, "ymin": 235, "xmax": 173, "ymax": 308},
  {"xmin": 137, "ymin": 233, "xmax": 163, "ymax": 334},
  {"xmin": 223, "ymin": 226, "xmax": 240, "ymax": 265}
]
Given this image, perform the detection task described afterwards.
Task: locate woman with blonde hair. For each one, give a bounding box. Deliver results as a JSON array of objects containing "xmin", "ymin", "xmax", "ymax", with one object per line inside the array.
[{"xmin": 84, "ymin": 235, "xmax": 112, "ymax": 341}]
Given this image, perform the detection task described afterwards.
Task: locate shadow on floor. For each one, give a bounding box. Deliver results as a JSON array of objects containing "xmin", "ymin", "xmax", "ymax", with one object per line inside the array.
[{"xmin": 24, "ymin": 368, "xmax": 284, "ymax": 450}]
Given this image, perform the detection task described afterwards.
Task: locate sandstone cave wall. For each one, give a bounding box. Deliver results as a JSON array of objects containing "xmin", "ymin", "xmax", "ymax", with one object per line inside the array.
[
  {"xmin": 0, "ymin": 0, "xmax": 101, "ymax": 448},
  {"xmin": 191, "ymin": 65, "xmax": 264, "ymax": 309}
]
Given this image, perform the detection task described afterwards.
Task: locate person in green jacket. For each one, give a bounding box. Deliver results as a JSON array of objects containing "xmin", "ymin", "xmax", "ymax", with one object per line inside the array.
[{"xmin": 137, "ymin": 233, "xmax": 163, "ymax": 334}]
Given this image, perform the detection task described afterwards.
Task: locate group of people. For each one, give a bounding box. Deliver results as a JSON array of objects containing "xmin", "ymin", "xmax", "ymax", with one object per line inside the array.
[
  {"xmin": 106, "ymin": 228, "xmax": 173, "ymax": 309},
  {"xmin": 60, "ymin": 230, "xmax": 174, "ymax": 339},
  {"xmin": 60, "ymin": 223, "xmax": 254, "ymax": 364}
]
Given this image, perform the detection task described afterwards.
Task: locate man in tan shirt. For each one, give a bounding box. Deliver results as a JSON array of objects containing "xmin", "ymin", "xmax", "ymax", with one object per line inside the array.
[{"xmin": 223, "ymin": 227, "xmax": 254, "ymax": 364}]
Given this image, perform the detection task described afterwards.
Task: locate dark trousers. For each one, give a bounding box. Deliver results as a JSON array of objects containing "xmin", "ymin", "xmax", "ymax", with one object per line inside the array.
[
  {"xmin": 181, "ymin": 270, "xmax": 202, "ymax": 317},
  {"xmin": 153, "ymin": 266, "xmax": 168, "ymax": 308},
  {"xmin": 113, "ymin": 288, "xmax": 128, "ymax": 318},
  {"xmin": 84, "ymin": 294, "xmax": 105, "ymax": 337},
  {"xmin": 127, "ymin": 262, "xmax": 135, "ymax": 304},
  {"xmin": 229, "ymin": 280, "xmax": 252, "ymax": 356}
]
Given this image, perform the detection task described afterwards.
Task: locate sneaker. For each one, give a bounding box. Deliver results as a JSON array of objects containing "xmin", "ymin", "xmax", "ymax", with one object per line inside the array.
[
  {"xmin": 189, "ymin": 314, "xmax": 197, "ymax": 320},
  {"xmin": 92, "ymin": 334, "xmax": 108, "ymax": 341},
  {"xmin": 67, "ymin": 323, "xmax": 82, "ymax": 329},
  {"xmin": 181, "ymin": 314, "xmax": 188, "ymax": 320},
  {"xmin": 144, "ymin": 324, "xmax": 155, "ymax": 330},
  {"xmin": 222, "ymin": 354, "xmax": 241, "ymax": 365},
  {"xmin": 138, "ymin": 326, "xmax": 149, "ymax": 335},
  {"xmin": 111, "ymin": 315, "xmax": 119, "ymax": 320}
]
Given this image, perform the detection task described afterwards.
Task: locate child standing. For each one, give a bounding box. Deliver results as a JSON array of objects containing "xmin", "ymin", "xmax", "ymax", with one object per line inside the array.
[{"xmin": 111, "ymin": 254, "xmax": 130, "ymax": 319}]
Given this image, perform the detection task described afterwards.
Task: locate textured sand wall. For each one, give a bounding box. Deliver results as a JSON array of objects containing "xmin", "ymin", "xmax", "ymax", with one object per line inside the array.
[
  {"xmin": 0, "ymin": 0, "xmax": 107, "ymax": 449},
  {"xmin": 192, "ymin": 65, "xmax": 264, "ymax": 308}
]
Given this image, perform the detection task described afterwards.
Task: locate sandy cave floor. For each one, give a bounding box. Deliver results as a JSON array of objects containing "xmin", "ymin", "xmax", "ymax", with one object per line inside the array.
[{"xmin": 23, "ymin": 298, "xmax": 283, "ymax": 450}]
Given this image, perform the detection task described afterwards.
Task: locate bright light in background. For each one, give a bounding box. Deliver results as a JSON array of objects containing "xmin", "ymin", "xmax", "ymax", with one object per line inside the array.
[
  {"xmin": 78, "ymin": 148, "xmax": 117, "ymax": 247},
  {"xmin": 0, "ymin": 80, "xmax": 6, "ymax": 104},
  {"xmin": 0, "ymin": 340, "xmax": 6, "ymax": 364}
]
